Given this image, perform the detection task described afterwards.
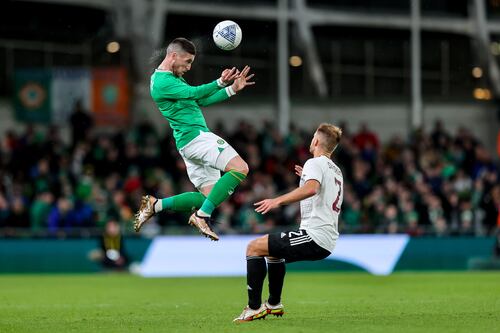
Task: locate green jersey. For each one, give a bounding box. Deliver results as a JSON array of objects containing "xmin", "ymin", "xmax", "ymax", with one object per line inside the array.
[{"xmin": 150, "ymin": 70, "xmax": 232, "ymax": 149}]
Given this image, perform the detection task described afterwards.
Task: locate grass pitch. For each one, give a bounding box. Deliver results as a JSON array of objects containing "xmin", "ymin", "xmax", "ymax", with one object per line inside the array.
[{"xmin": 0, "ymin": 272, "xmax": 499, "ymax": 333}]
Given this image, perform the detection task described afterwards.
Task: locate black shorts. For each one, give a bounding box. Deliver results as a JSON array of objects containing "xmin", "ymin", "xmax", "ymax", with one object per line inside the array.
[{"xmin": 268, "ymin": 228, "xmax": 331, "ymax": 263}]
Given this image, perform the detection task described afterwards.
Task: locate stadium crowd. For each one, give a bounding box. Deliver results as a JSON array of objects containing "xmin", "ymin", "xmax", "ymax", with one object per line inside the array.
[{"xmin": 0, "ymin": 107, "xmax": 499, "ymax": 237}]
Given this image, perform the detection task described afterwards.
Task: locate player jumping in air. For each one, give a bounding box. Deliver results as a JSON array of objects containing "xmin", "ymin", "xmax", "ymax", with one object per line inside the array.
[
  {"xmin": 233, "ymin": 123, "xmax": 343, "ymax": 322},
  {"xmin": 134, "ymin": 38, "xmax": 255, "ymax": 240}
]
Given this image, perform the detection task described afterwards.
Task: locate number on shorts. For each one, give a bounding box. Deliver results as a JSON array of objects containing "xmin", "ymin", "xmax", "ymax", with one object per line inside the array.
[
  {"xmin": 288, "ymin": 230, "xmax": 304, "ymax": 238},
  {"xmin": 332, "ymin": 178, "xmax": 342, "ymax": 213}
]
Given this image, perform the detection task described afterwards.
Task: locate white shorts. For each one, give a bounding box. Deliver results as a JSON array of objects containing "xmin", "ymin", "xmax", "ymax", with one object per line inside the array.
[{"xmin": 179, "ymin": 131, "xmax": 239, "ymax": 189}]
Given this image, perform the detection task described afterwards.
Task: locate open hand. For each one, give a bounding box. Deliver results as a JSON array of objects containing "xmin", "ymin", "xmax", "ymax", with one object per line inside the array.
[
  {"xmin": 294, "ymin": 165, "xmax": 303, "ymax": 177},
  {"xmin": 254, "ymin": 198, "xmax": 280, "ymax": 214},
  {"xmin": 231, "ymin": 65, "xmax": 255, "ymax": 93},
  {"xmin": 220, "ymin": 67, "xmax": 240, "ymax": 85}
]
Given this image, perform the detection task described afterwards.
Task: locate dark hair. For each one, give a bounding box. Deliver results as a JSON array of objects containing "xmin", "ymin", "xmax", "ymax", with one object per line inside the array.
[
  {"xmin": 168, "ymin": 37, "xmax": 196, "ymax": 55},
  {"xmin": 150, "ymin": 38, "xmax": 196, "ymax": 73}
]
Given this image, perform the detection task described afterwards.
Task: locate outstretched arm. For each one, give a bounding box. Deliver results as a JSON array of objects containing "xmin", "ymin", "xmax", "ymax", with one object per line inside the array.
[
  {"xmin": 154, "ymin": 77, "xmax": 220, "ymax": 100},
  {"xmin": 196, "ymin": 67, "xmax": 240, "ymax": 106},
  {"xmin": 254, "ymin": 180, "xmax": 320, "ymax": 215},
  {"xmin": 153, "ymin": 68, "xmax": 241, "ymax": 101},
  {"xmin": 196, "ymin": 88, "xmax": 234, "ymax": 107},
  {"xmin": 197, "ymin": 66, "xmax": 255, "ymax": 107},
  {"xmin": 153, "ymin": 60, "xmax": 235, "ymax": 101}
]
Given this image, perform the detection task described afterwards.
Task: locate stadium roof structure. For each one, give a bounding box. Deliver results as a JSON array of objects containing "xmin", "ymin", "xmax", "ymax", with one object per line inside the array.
[{"xmin": 10, "ymin": 0, "xmax": 500, "ymax": 133}]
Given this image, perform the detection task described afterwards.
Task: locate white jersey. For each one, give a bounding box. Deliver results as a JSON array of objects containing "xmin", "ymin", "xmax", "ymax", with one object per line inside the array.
[{"xmin": 299, "ymin": 155, "xmax": 343, "ymax": 252}]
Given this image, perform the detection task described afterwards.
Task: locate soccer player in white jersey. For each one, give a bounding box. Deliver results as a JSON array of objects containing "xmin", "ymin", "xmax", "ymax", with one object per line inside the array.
[{"xmin": 234, "ymin": 123, "xmax": 343, "ymax": 322}]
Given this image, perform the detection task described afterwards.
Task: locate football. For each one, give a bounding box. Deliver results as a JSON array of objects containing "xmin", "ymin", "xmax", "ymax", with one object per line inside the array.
[{"xmin": 213, "ymin": 20, "xmax": 242, "ymax": 51}]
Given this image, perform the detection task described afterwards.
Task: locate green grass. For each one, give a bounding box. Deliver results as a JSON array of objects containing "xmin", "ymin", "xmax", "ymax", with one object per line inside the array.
[{"xmin": 0, "ymin": 272, "xmax": 499, "ymax": 333}]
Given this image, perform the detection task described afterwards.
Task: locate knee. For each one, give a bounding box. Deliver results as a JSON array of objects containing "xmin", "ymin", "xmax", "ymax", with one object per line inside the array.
[
  {"xmin": 246, "ymin": 240, "xmax": 259, "ymax": 257},
  {"xmin": 226, "ymin": 156, "xmax": 249, "ymax": 176},
  {"xmin": 235, "ymin": 161, "xmax": 249, "ymax": 176}
]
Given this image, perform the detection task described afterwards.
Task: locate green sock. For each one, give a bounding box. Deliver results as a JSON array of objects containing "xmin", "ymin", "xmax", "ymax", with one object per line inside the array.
[
  {"xmin": 161, "ymin": 192, "xmax": 206, "ymax": 212},
  {"xmin": 199, "ymin": 170, "xmax": 246, "ymax": 216}
]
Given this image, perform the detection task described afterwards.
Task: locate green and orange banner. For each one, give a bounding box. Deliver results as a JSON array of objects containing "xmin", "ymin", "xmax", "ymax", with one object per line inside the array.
[
  {"xmin": 14, "ymin": 68, "xmax": 52, "ymax": 123},
  {"xmin": 13, "ymin": 67, "xmax": 129, "ymax": 126},
  {"xmin": 91, "ymin": 68, "xmax": 129, "ymax": 127}
]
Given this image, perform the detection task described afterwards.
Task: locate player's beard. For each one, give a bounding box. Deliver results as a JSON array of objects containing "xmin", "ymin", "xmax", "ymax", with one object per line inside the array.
[{"xmin": 172, "ymin": 63, "xmax": 183, "ymax": 77}]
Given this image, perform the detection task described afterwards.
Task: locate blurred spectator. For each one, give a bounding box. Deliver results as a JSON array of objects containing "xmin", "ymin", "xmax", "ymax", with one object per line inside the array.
[
  {"xmin": 47, "ymin": 197, "xmax": 74, "ymax": 233},
  {"xmin": 69, "ymin": 100, "xmax": 93, "ymax": 147},
  {"xmin": 494, "ymin": 230, "xmax": 500, "ymax": 258},
  {"xmin": 353, "ymin": 123, "xmax": 380, "ymax": 151},
  {"xmin": 431, "ymin": 120, "xmax": 450, "ymax": 150},
  {"xmin": 379, "ymin": 204, "xmax": 400, "ymax": 234},
  {"xmin": 0, "ymin": 193, "xmax": 8, "ymax": 227},
  {"xmin": 482, "ymin": 185, "xmax": 500, "ymax": 234},
  {"xmin": 0, "ymin": 118, "xmax": 498, "ymax": 237},
  {"xmin": 99, "ymin": 218, "xmax": 129, "ymax": 271},
  {"xmin": 30, "ymin": 191, "xmax": 54, "ymax": 232},
  {"xmin": 5, "ymin": 196, "xmax": 29, "ymax": 229}
]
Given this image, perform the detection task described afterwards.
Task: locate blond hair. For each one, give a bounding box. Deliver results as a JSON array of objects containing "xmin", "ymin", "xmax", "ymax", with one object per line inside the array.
[{"xmin": 316, "ymin": 123, "xmax": 342, "ymax": 152}]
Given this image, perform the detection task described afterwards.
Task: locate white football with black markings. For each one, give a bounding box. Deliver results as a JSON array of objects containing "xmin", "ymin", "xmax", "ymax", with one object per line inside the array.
[{"xmin": 213, "ymin": 20, "xmax": 242, "ymax": 51}]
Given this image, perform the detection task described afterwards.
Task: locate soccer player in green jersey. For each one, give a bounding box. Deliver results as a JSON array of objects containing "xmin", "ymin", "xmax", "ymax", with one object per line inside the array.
[{"xmin": 134, "ymin": 38, "xmax": 255, "ymax": 241}]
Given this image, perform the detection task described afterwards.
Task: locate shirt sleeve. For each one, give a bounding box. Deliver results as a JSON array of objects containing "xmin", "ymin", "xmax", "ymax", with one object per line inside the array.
[
  {"xmin": 196, "ymin": 86, "xmax": 236, "ymax": 107},
  {"xmin": 302, "ymin": 159, "xmax": 323, "ymax": 185},
  {"xmin": 155, "ymin": 76, "xmax": 220, "ymax": 100}
]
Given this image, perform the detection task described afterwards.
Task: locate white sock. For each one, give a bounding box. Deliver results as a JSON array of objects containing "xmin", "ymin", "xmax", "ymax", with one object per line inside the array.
[
  {"xmin": 154, "ymin": 199, "xmax": 162, "ymax": 213},
  {"xmin": 196, "ymin": 209, "xmax": 210, "ymax": 217}
]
